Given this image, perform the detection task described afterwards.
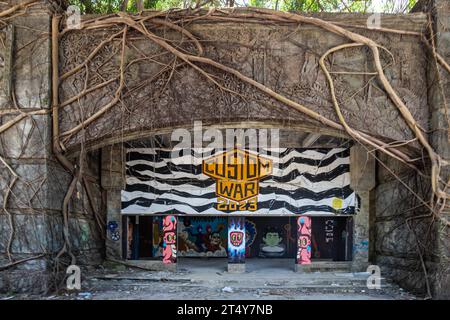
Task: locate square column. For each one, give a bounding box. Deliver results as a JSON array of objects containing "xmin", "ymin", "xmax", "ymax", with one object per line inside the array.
[
  {"xmin": 295, "ymin": 216, "xmax": 312, "ymax": 272},
  {"xmin": 227, "ymin": 217, "xmax": 245, "ymax": 273},
  {"xmin": 162, "ymin": 215, "xmax": 177, "ymax": 265},
  {"xmin": 350, "ymin": 145, "xmax": 375, "ymax": 271},
  {"xmin": 101, "ymin": 144, "xmax": 125, "ymax": 261}
]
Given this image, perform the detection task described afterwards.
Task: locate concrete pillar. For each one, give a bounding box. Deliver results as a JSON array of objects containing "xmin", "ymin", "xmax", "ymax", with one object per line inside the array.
[
  {"xmin": 294, "ymin": 216, "xmax": 312, "ymax": 272},
  {"xmin": 0, "ymin": 3, "xmax": 66, "ymax": 293},
  {"xmin": 162, "ymin": 215, "xmax": 177, "ymax": 265},
  {"xmin": 350, "ymin": 145, "xmax": 376, "ymax": 271},
  {"xmin": 101, "ymin": 144, "xmax": 125, "ymax": 260},
  {"xmin": 227, "ymin": 217, "xmax": 245, "ymax": 273}
]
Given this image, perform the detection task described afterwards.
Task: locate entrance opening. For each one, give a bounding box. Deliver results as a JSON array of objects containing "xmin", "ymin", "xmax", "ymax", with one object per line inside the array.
[
  {"xmin": 123, "ymin": 215, "xmax": 353, "ymax": 272},
  {"xmin": 311, "ymin": 217, "xmax": 353, "ymax": 262},
  {"xmin": 124, "ymin": 215, "xmax": 154, "ymax": 260}
]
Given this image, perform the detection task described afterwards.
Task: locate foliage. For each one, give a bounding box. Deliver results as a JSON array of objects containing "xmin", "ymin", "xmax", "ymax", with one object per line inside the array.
[{"xmin": 67, "ymin": 0, "xmax": 419, "ymax": 14}]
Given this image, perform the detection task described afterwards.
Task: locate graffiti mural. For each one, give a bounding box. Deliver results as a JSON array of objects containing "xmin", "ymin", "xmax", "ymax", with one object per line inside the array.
[
  {"xmin": 107, "ymin": 221, "xmax": 120, "ymax": 241},
  {"xmin": 178, "ymin": 217, "xmax": 227, "ymax": 257},
  {"xmin": 297, "ymin": 216, "xmax": 312, "ymax": 265},
  {"xmin": 162, "ymin": 215, "xmax": 177, "ymax": 264},
  {"xmin": 228, "ymin": 217, "xmax": 245, "ymax": 263},
  {"xmin": 122, "ymin": 148, "xmax": 358, "ymax": 216}
]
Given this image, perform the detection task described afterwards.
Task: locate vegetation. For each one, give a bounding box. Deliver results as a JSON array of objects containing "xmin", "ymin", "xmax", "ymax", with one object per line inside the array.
[{"xmin": 68, "ymin": 0, "xmax": 419, "ymax": 14}]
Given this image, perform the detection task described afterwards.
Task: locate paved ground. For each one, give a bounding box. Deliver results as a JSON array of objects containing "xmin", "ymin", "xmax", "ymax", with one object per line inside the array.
[{"xmin": 1, "ymin": 259, "xmax": 418, "ymax": 300}]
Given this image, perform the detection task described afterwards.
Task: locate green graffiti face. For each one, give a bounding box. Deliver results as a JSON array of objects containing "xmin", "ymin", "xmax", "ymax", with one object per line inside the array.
[{"xmin": 263, "ymin": 232, "xmax": 282, "ymax": 246}]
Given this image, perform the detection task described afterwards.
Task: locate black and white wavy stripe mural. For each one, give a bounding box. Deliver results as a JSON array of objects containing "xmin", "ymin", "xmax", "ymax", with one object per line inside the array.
[{"xmin": 121, "ymin": 148, "xmax": 358, "ymax": 215}]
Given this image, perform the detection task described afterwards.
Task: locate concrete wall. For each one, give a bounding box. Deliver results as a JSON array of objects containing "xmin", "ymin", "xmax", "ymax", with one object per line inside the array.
[{"xmin": 374, "ymin": 154, "xmax": 433, "ymax": 295}]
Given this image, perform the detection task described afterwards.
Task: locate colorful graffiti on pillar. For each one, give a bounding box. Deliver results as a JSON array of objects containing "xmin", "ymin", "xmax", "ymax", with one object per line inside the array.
[
  {"xmin": 228, "ymin": 217, "xmax": 245, "ymax": 263},
  {"xmin": 162, "ymin": 215, "xmax": 177, "ymax": 264},
  {"xmin": 107, "ymin": 221, "xmax": 120, "ymax": 241},
  {"xmin": 297, "ymin": 216, "xmax": 312, "ymax": 264}
]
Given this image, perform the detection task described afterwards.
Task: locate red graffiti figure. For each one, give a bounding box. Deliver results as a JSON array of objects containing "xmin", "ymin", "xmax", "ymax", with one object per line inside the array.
[
  {"xmin": 297, "ymin": 216, "xmax": 312, "ymax": 265},
  {"xmin": 230, "ymin": 231, "xmax": 244, "ymax": 247},
  {"xmin": 163, "ymin": 215, "xmax": 177, "ymax": 264}
]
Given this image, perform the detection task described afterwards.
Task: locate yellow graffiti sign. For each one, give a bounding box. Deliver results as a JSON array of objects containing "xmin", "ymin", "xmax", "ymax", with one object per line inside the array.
[
  {"xmin": 202, "ymin": 149, "xmax": 272, "ymax": 209},
  {"xmin": 332, "ymin": 197, "xmax": 343, "ymax": 210}
]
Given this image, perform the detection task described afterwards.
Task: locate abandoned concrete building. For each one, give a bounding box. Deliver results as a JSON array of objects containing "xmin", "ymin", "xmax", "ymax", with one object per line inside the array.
[{"xmin": 0, "ymin": 0, "xmax": 449, "ymax": 299}]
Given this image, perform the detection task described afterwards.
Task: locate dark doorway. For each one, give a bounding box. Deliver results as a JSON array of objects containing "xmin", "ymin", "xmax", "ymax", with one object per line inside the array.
[
  {"xmin": 138, "ymin": 216, "xmax": 153, "ymax": 258},
  {"xmin": 311, "ymin": 217, "xmax": 353, "ymax": 261},
  {"xmin": 125, "ymin": 215, "xmax": 153, "ymax": 260}
]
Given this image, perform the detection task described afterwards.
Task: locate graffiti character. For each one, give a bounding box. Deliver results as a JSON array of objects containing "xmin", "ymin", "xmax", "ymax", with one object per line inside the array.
[
  {"xmin": 230, "ymin": 231, "xmax": 244, "ymax": 247},
  {"xmin": 186, "ymin": 225, "xmax": 207, "ymax": 252},
  {"xmin": 259, "ymin": 227, "xmax": 286, "ymax": 258},
  {"xmin": 207, "ymin": 231, "xmax": 225, "ymax": 252},
  {"xmin": 178, "ymin": 228, "xmax": 197, "ymax": 252}
]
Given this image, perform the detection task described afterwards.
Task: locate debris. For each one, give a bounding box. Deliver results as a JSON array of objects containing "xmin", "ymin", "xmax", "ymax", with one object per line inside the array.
[
  {"xmin": 78, "ymin": 292, "xmax": 92, "ymax": 299},
  {"xmin": 222, "ymin": 286, "xmax": 234, "ymax": 293},
  {"xmin": 267, "ymin": 282, "xmax": 283, "ymax": 286}
]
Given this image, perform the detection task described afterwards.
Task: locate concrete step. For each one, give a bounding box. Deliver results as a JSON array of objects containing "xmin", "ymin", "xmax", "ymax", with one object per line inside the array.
[
  {"xmin": 87, "ymin": 274, "xmax": 397, "ymax": 294},
  {"xmin": 85, "ymin": 280, "xmax": 396, "ymax": 294}
]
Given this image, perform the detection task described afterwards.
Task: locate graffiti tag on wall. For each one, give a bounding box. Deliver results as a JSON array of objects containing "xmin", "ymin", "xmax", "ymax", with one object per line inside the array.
[{"xmin": 107, "ymin": 221, "xmax": 120, "ymax": 241}]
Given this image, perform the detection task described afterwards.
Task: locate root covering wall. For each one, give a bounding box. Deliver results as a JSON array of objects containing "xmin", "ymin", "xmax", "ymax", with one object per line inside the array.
[
  {"xmin": 0, "ymin": 3, "xmax": 105, "ymax": 293},
  {"xmin": 0, "ymin": 0, "xmax": 448, "ymax": 298}
]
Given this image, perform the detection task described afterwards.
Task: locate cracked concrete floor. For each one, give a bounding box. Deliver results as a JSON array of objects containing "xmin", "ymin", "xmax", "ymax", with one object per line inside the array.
[{"xmin": 1, "ymin": 259, "xmax": 419, "ymax": 300}]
